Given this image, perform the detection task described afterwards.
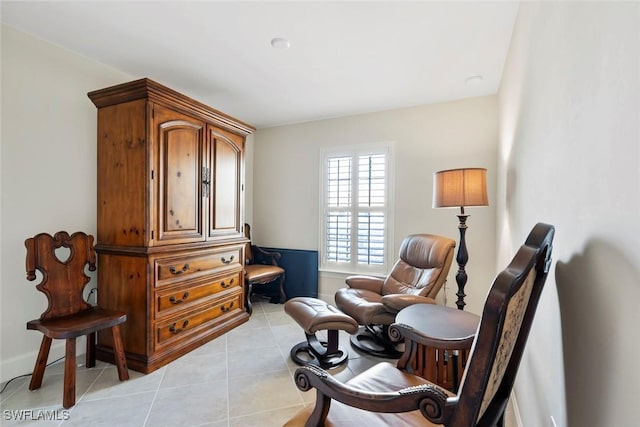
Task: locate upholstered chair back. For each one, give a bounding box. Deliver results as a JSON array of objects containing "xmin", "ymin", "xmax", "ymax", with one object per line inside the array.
[
  {"xmin": 244, "ymin": 223, "xmax": 254, "ymax": 264},
  {"xmin": 381, "ymin": 234, "xmax": 455, "ymax": 298}
]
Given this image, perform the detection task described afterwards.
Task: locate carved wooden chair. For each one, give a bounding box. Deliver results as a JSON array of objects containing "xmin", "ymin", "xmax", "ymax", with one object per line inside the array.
[
  {"xmin": 25, "ymin": 231, "xmax": 129, "ymax": 408},
  {"xmin": 285, "ymin": 223, "xmax": 555, "ymax": 427},
  {"xmin": 243, "ymin": 223, "xmax": 286, "ymax": 314}
]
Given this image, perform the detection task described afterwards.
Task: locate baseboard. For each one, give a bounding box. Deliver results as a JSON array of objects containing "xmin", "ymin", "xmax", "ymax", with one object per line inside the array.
[
  {"xmin": 0, "ymin": 336, "xmax": 87, "ymax": 384},
  {"xmin": 510, "ymin": 392, "xmax": 524, "ymax": 427}
]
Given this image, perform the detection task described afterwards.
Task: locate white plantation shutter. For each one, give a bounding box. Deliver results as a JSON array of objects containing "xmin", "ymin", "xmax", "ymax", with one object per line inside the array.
[
  {"xmin": 326, "ymin": 156, "xmax": 351, "ymax": 262},
  {"xmin": 358, "ymin": 212, "xmax": 384, "ymax": 265},
  {"xmin": 357, "ymin": 154, "xmax": 385, "ymax": 266},
  {"xmin": 321, "ymin": 144, "xmax": 393, "ymax": 274}
]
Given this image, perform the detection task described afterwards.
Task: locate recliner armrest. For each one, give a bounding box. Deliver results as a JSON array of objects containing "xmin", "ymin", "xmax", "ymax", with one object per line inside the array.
[
  {"xmin": 381, "ymin": 294, "xmax": 437, "ymax": 313},
  {"xmin": 345, "ymin": 275, "xmax": 385, "ymax": 293}
]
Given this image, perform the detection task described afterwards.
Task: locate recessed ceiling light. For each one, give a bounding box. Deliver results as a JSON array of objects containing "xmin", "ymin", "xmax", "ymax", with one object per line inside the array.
[
  {"xmin": 270, "ymin": 37, "xmax": 291, "ymax": 49},
  {"xmin": 465, "ymin": 75, "xmax": 484, "ymax": 85}
]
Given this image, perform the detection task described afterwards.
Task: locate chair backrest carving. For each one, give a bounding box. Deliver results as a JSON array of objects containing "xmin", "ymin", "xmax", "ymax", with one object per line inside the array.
[
  {"xmin": 381, "ymin": 234, "xmax": 455, "ymax": 297},
  {"xmin": 452, "ymin": 223, "xmax": 554, "ymax": 426},
  {"xmin": 25, "ymin": 231, "xmax": 95, "ymax": 320}
]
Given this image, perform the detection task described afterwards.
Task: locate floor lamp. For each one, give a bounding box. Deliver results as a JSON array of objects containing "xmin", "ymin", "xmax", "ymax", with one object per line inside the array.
[{"xmin": 433, "ymin": 168, "xmax": 488, "ymax": 310}]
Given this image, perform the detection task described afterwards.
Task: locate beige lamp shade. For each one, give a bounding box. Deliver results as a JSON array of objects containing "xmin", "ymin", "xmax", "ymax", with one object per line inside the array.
[{"xmin": 433, "ymin": 168, "xmax": 488, "ymax": 208}]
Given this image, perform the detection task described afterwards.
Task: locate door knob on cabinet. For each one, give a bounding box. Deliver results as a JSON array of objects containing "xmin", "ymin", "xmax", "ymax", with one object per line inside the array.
[{"xmin": 202, "ymin": 166, "xmax": 211, "ymax": 197}]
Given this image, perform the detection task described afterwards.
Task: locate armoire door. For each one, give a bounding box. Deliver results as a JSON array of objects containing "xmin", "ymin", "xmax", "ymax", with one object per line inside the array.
[
  {"xmin": 206, "ymin": 127, "xmax": 243, "ymax": 240},
  {"xmin": 153, "ymin": 105, "xmax": 206, "ymax": 245}
]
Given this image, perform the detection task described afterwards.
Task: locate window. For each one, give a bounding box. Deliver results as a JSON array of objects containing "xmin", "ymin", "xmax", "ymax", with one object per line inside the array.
[{"xmin": 320, "ymin": 143, "xmax": 394, "ymax": 274}]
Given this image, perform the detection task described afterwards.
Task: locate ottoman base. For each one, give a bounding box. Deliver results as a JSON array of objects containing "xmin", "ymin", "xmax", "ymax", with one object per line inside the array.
[
  {"xmin": 284, "ymin": 297, "xmax": 358, "ymax": 370},
  {"xmin": 290, "ymin": 330, "xmax": 350, "ymax": 369}
]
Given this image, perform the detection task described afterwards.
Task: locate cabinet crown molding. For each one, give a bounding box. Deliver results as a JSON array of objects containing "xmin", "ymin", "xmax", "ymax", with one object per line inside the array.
[{"xmin": 88, "ymin": 78, "xmax": 255, "ymax": 136}]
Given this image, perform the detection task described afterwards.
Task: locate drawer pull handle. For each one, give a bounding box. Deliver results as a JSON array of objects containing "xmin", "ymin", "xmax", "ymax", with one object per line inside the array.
[
  {"xmin": 220, "ymin": 278, "xmax": 235, "ymax": 289},
  {"xmin": 221, "ymin": 301, "xmax": 235, "ymax": 313},
  {"xmin": 169, "ymin": 264, "xmax": 189, "ymax": 275},
  {"xmin": 169, "ymin": 292, "xmax": 190, "ymax": 304},
  {"xmin": 169, "ymin": 320, "xmax": 189, "ymax": 334},
  {"xmin": 221, "ymin": 255, "xmax": 234, "ymax": 264}
]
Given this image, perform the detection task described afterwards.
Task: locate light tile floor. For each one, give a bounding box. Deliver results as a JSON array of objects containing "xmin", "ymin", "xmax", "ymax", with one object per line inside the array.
[
  {"xmin": 1, "ymin": 298, "xmax": 516, "ymax": 427},
  {"xmin": 0, "ymin": 299, "xmax": 384, "ymax": 427}
]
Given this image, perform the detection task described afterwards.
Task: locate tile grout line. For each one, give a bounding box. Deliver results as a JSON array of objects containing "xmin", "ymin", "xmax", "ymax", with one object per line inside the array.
[
  {"xmin": 227, "ymin": 300, "xmax": 304, "ymax": 424},
  {"xmin": 225, "ymin": 298, "xmax": 269, "ymax": 425},
  {"xmin": 0, "ymin": 375, "xmax": 29, "ymax": 405},
  {"xmin": 79, "ymin": 388, "xmax": 160, "ymax": 403},
  {"xmin": 224, "ymin": 332, "xmax": 230, "ymax": 427},
  {"xmin": 141, "ymin": 365, "xmax": 167, "ymax": 427},
  {"xmin": 228, "ymin": 402, "xmax": 305, "ymax": 422},
  {"xmin": 62, "ymin": 363, "xmax": 107, "ymax": 425},
  {"xmin": 266, "ymin": 302, "xmax": 310, "ymax": 407},
  {"xmin": 74, "ymin": 363, "xmax": 107, "ymax": 404}
]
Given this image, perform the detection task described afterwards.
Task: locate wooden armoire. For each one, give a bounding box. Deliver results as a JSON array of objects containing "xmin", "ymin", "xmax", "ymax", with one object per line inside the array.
[{"xmin": 88, "ymin": 78, "xmax": 254, "ymax": 373}]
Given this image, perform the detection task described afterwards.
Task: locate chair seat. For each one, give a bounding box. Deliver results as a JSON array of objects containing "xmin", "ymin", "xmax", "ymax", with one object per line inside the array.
[
  {"xmin": 284, "ymin": 362, "xmax": 452, "ymax": 427},
  {"xmin": 27, "ymin": 308, "xmax": 127, "ymax": 339},
  {"xmin": 335, "ymin": 288, "xmax": 394, "ymax": 325},
  {"xmin": 245, "ymin": 264, "xmax": 285, "ymax": 283}
]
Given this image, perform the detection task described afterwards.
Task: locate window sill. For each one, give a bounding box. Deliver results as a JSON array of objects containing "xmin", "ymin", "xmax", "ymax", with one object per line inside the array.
[{"xmin": 319, "ymin": 268, "xmax": 386, "ymax": 280}]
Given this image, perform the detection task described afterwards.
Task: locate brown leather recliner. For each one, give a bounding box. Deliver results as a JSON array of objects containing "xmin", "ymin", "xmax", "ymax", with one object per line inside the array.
[{"xmin": 335, "ymin": 233, "xmax": 456, "ymax": 357}]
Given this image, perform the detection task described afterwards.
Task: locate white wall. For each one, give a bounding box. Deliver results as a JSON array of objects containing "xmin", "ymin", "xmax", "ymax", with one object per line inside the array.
[
  {"xmin": 253, "ymin": 97, "xmax": 498, "ymax": 310},
  {"xmin": 0, "ymin": 25, "xmax": 132, "ymax": 382},
  {"xmin": 498, "ymin": 2, "xmax": 640, "ymax": 426},
  {"xmin": 244, "ymin": 133, "xmax": 255, "ymax": 227}
]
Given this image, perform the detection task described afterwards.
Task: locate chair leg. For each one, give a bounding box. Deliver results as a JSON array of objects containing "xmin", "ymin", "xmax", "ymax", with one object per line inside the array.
[
  {"xmin": 245, "ymin": 282, "xmax": 253, "ymax": 315},
  {"xmin": 111, "ymin": 325, "xmax": 129, "ymax": 381},
  {"xmin": 63, "ymin": 337, "xmax": 76, "ymax": 409},
  {"xmin": 86, "ymin": 332, "xmax": 96, "ymax": 368},
  {"xmin": 278, "ymin": 274, "xmax": 286, "ymax": 303},
  {"xmin": 29, "ymin": 335, "xmax": 52, "ymax": 391}
]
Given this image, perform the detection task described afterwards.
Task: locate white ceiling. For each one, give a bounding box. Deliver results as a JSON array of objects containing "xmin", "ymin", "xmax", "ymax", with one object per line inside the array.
[{"xmin": 1, "ymin": 1, "xmax": 519, "ymax": 129}]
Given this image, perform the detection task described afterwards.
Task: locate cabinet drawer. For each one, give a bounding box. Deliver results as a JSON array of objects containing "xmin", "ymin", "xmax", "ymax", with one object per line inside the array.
[
  {"xmin": 155, "ymin": 293, "xmax": 242, "ymax": 346},
  {"xmin": 155, "ymin": 271, "xmax": 242, "ymax": 316},
  {"xmin": 155, "ymin": 248, "xmax": 242, "ymax": 285}
]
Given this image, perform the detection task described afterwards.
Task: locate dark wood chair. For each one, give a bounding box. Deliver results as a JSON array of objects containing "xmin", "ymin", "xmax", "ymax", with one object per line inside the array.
[
  {"xmin": 243, "ymin": 223, "xmax": 286, "ymax": 315},
  {"xmin": 284, "ymin": 223, "xmax": 555, "ymax": 427},
  {"xmin": 25, "ymin": 231, "xmax": 129, "ymax": 409}
]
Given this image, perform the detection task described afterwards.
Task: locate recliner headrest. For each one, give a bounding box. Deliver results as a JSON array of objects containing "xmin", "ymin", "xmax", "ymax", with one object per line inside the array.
[{"xmin": 399, "ymin": 234, "xmax": 456, "ymax": 270}]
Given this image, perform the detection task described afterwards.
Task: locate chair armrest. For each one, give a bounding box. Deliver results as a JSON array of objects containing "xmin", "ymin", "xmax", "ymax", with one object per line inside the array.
[
  {"xmin": 252, "ymin": 245, "xmax": 282, "ymax": 266},
  {"xmin": 344, "ymin": 275, "xmax": 384, "ymax": 293},
  {"xmin": 293, "ymin": 365, "xmax": 452, "ymax": 425},
  {"xmin": 381, "ymin": 294, "xmax": 437, "ymax": 313},
  {"xmin": 389, "ymin": 321, "xmax": 478, "ymax": 350}
]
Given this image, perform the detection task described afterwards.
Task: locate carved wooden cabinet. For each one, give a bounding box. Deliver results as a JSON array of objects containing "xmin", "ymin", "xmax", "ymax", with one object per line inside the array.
[{"xmin": 88, "ymin": 78, "xmax": 254, "ymax": 373}]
